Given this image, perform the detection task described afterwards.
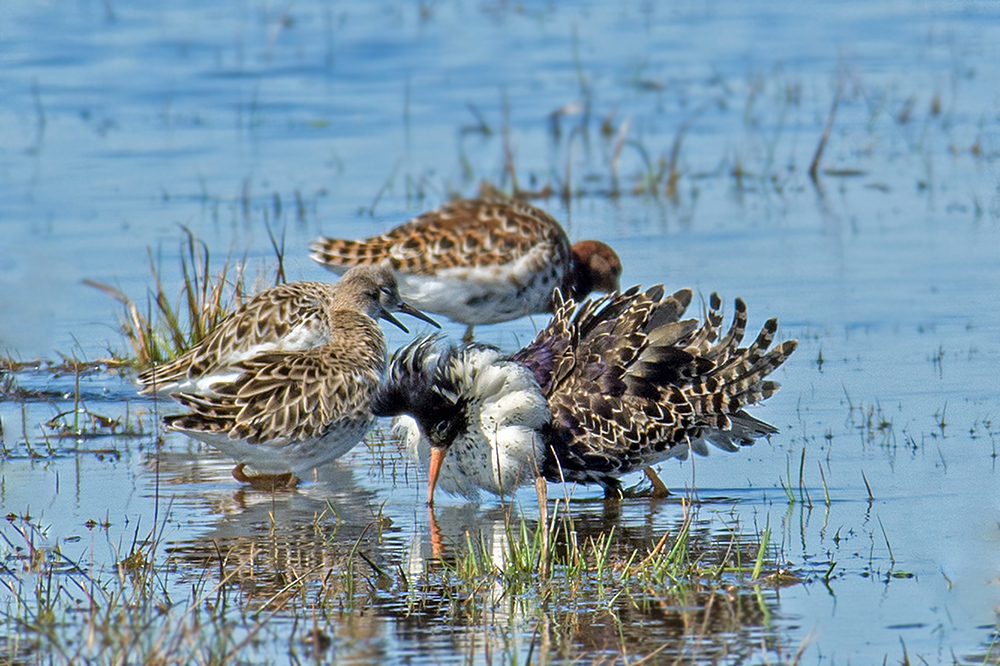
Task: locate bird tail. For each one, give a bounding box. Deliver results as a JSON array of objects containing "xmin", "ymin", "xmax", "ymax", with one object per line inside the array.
[
  {"xmin": 309, "ymin": 237, "xmax": 389, "ymax": 273},
  {"xmin": 136, "ymin": 352, "xmax": 196, "ymax": 395},
  {"xmin": 681, "ymin": 296, "xmax": 798, "ymax": 452},
  {"xmin": 163, "ymin": 392, "xmax": 235, "ymax": 434}
]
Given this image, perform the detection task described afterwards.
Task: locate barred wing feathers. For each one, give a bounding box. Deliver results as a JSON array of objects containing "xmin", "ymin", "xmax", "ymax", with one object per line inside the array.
[
  {"xmin": 513, "ymin": 287, "xmax": 797, "ymax": 484},
  {"xmin": 138, "ymin": 283, "xmax": 332, "ymax": 396}
]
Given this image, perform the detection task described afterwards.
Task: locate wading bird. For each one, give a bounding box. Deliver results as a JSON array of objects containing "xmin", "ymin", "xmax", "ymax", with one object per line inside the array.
[
  {"xmin": 372, "ymin": 285, "xmax": 797, "ymax": 511},
  {"xmin": 140, "ymin": 265, "xmax": 438, "ymax": 488},
  {"xmin": 309, "ymin": 198, "xmax": 622, "ymax": 342}
]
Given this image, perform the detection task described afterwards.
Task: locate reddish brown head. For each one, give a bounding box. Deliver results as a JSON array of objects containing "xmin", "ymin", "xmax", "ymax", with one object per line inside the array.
[{"xmin": 568, "ymin": 240, "xmax": 622, "ymax": 299}]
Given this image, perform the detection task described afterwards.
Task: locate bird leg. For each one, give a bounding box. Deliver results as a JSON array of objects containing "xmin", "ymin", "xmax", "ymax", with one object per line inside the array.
[
  {"xmin": 644, "ymin": 467, "xmax": 671, "ymax": 499},
  {"xmin": 462, "ymin": 324, "xmax": 476, "ymax": 344},
  {"xmin": 535, "ymin": 476, "xmax": 550, "ymax": 577},
  {"xmin": 603, "ymin": 482, "xmax": 624, "ymax": 501},
  {"xmin": 232, "ymin": 463, "xmax": 251, "ymax": 483},
  {"xmin": 616, "ymin": 468, "xmax": 671, "ymax": 499},
  {"xmin": 231, "ymin": 464, "xmax": 299, "ymax": 491}
]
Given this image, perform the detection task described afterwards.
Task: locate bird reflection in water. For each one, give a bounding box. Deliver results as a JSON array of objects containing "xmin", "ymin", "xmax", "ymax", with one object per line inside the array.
[{"xmin": 399, "ymin": 497, "xmax": 791, "ymax": 663}]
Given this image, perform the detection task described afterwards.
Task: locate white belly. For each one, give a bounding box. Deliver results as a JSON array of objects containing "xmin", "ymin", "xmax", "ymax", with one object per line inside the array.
[
  {"xmin": 187, "ymin": 415, "xmax": 373, "ymax": 476},
  {"xmin": 397, "ymin": 261, "xmax": 561, "ymax": 326}
]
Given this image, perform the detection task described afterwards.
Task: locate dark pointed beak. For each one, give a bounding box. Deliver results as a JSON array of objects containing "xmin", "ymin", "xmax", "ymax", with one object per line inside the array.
[
  {"xmin": 380, "ymin": 311, "xmax": 410, "ymax": 333},
  {"xmin": 398, "ymin": 302, "xmax": 441, "ymax": 329}
]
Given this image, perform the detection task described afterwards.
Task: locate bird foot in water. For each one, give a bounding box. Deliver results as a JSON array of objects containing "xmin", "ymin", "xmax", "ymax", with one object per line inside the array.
[
  {"xmin": 232, "ymin": 463, "xmax": 300, "ymax": 491},
  {"xmin": 614, "ymin": 467, "xmax": 672, "ymax": 500}
]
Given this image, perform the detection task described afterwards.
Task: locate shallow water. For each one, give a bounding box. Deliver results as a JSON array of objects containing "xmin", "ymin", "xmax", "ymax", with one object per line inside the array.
[{"xmin": 2, "ymin": 0, "xmax": 1000, "ymax": 663}]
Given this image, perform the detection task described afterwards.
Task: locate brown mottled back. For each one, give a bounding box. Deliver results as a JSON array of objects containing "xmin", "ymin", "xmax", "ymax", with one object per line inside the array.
[
  {"xmin": 311, "ymin": 199, "xmax": 572, "ymax": 275},
  {"xmin": 512, "ymin": 287, "xmax": 798, "ymax": 487}
]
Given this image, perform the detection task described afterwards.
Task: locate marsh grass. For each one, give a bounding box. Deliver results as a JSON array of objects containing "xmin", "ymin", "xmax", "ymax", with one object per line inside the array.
[
  {"xmin": 0, "ymin": 354, "xmax": 151, "ymax": 462},
  {"xmin": 440, "ymin": 56, "xmax": 987, "ymax": 218},
  {"xmin": 0, "ymin": 499, "xmax": 404, "ymax": 664},
  {"xmin": 85, "ymin": 227, "xmax": 277, "ymax": 369},
  {"xmin": 843, "ymin": 389, "xmax": 897, "ymax": 449},
  {"xmin": 0, "ymin": 487, "xmax": 802, "ymax": 664},
  {"xmin": 0, "ymin": 512, "xmax": 273, "ymax": 664},
  {"xmin": 438, "ymin": 497, "xmax": 790, "ymax": 612}
]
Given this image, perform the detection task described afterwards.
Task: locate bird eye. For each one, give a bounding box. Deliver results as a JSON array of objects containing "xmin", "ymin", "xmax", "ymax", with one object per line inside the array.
[{"xmin": 431, "ymin": 419, "xmax": 452, "ymax": 442}]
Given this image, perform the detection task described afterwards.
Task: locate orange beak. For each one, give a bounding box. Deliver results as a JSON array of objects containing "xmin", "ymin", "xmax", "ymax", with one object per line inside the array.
[{"xmin": 427, "ymin": 447, "xmax": 446, "ymax": 506}]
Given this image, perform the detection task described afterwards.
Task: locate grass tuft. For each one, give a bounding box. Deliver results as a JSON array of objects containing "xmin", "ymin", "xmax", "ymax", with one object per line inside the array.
[{"xmin": 85, "ymin": 227, "xmax": 280, "ymax": 368}]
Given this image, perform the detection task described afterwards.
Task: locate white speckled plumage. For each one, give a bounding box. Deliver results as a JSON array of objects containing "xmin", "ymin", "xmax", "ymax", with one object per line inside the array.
[{"xmin": 394, "ymin": 346, "xmax": 550, "ymax": 500}]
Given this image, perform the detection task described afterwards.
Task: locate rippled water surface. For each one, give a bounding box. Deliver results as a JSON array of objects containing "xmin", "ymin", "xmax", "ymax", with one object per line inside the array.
[{"xmin": 2, "ymin": 1, "xmax": 999, "ymax": 663}]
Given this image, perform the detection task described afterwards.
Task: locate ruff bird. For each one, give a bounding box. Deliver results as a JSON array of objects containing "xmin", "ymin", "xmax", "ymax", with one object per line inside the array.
[
  {"xmin": 140, "ymin": 265, "xmax": 438, "ymax": 488},
  {"xmin": 309, "ymin": 198, "xmax": 622, "ymax": 341},
  {"xmin": 371, "ymin": 285, "xmax": 797, "ymax": 507}
]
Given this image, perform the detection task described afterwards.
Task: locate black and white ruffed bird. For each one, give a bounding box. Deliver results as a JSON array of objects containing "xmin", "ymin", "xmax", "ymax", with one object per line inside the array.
[{"xmin": 370, "ymin": 285, "xmax": 798, "ymax": 507}]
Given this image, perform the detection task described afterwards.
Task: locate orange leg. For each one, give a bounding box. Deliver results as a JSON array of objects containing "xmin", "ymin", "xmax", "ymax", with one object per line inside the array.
[
  {"xmin": 231, "ymin": 464, "xmax": 298, "ymax": 491},
  {"xmin": 232, "ymin": 463, "xmax": 251, "ymax": 483},
  {"xmin": 644, "ymin": 467, "xmax": 670, "ymax": 499}
]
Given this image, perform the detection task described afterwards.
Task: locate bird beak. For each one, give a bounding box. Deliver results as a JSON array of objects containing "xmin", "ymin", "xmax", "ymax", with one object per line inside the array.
[
  {"xmin": 380, "ymin": 311, "xmax": 410, "ymax": 333},
  {"xmin": 399, "ymin": 302, "xmax": 441, "ymax": 329},
  {"xmin": 426, "ymin": 446, "xmax": 446, "ymax": 506}
]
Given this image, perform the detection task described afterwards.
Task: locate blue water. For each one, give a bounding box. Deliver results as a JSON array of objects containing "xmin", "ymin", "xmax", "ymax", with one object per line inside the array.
[{"xmin": 2, "ymin": 1, "xmax": 999, "ymax": 663}]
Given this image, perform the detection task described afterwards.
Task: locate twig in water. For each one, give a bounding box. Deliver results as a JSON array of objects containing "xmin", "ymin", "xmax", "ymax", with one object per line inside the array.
[
  {"xmin": 809, "ymin": 84, "xmax": 842, "ymax": 185},
  {"xmin": 861, "ymin": 470, "xmax": 874, "ymax": 502}
]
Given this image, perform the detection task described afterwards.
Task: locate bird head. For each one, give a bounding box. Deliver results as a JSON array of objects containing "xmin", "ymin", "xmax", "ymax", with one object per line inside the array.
[
  {"xmin": 336, "ymin": 265, "xmax": 440, "ymax": 332},
  {"xmin": 371, "ymin": 335, "xmax": 470, "ymax": 504},
  {"xmin": 569, "ymin": 240, "xmax": 622, "ymax": 299},
  {"xmin": 372, "ymin": 335, "xmax": 549, "ymax": 505}
]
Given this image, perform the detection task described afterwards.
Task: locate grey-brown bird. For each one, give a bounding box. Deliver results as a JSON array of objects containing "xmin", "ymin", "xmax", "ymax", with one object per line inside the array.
[{"xmin": 140, "ymin": 265, "xmax": 438, "ymax": 487}]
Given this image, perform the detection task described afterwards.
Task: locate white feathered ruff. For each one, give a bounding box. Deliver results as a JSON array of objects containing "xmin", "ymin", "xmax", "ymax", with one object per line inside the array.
[{"xmin": 395, "ymin": 346, "xmax": 550, "ymax": 501}]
